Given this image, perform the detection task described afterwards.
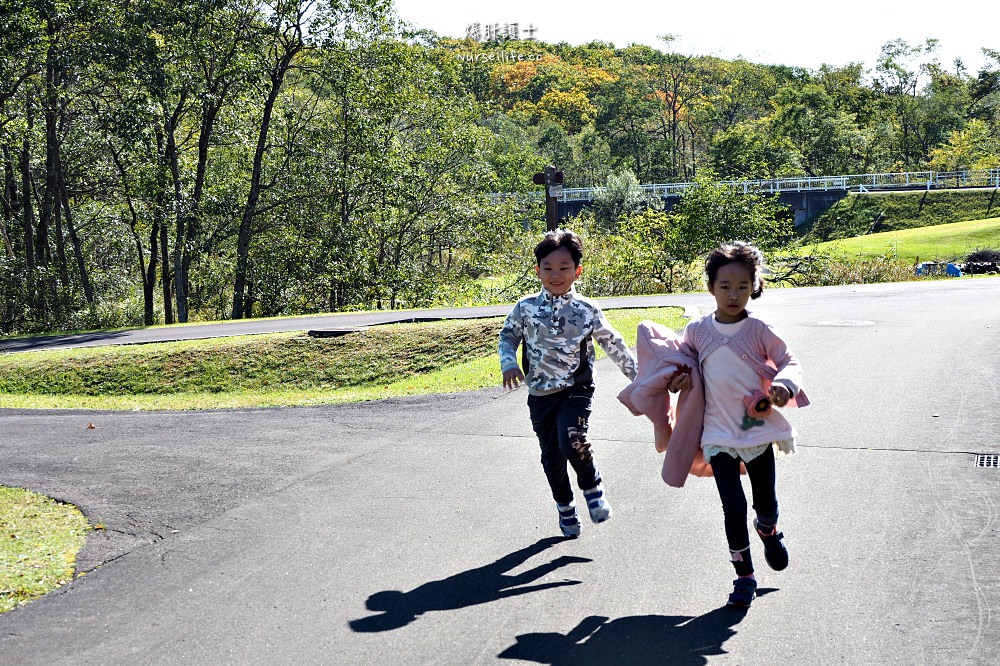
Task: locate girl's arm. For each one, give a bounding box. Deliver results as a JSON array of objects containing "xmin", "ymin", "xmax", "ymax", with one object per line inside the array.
[
  {"xmin": 592, "ymin": 310, "xmax": 638, "ymax": 380},
  {"xmin": 762, "ymin": 324, "xmax": 803, "ymax": 398}
]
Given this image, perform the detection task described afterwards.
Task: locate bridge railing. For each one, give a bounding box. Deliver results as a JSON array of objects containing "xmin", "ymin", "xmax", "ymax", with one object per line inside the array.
[{"xmin": 490, "ymin": 168, "xmax": 1000, "ymax": 204}]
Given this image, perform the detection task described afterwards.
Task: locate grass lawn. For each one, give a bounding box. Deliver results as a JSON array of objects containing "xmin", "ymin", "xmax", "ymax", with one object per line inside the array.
[
  {"xmin": 814, "ymin": 216, "xmax": 1000, "ymax": 262},
  {"xmin": 0, "ymin": 306, "xmax": 687, "ymax": 411},
  {"xmin": 0, "ymin": 487, "xmax": 89, "ymax": 613}
]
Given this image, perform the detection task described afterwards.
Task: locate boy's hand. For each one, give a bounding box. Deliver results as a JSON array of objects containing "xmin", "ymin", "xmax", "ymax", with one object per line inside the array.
[
  {"xmin": 667, "ymin": 371, "xmax": 691, "ymax": 393},
  {"xmin": 502, "ymin": 368, "xmax": 525, "ymax": 390},
  {"xmin": 769, "ymin": 384, "xmax": 791, "ymax": 407}
]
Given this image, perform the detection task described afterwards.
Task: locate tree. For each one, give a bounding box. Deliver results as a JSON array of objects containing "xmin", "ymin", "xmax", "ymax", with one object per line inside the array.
[
  {"xmin": 231, "ymin": 0, "xmax": 313, "ymax": 319},
  {"xmin": 709, "ymin": 118, "xmax": 803, "ymax": 180},
  {"xmin": 591, "ymin": 169, "xmax": 657, "ymax": 229},
  {"xmin": 926, "ymin": 119, "xmax": 1000, "ymax": 170},
  {"xmin": 663, "ymin": 171, "xmax": 793, "ymax": 266},
  {"xmin": 769, "ymin": 83, "xmax": 871, "ymax": 176}
]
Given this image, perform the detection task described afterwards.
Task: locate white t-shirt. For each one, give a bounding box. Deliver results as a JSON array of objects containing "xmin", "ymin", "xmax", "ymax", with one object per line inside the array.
[{"xmin": 701, "ymin": 316, "xmax": 795, "ymax": 461}]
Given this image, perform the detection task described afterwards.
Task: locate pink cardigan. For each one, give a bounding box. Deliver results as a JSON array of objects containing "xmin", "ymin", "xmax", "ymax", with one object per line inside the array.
[
  {"xmin": 682, "ymin": 312, "xmax": 811, "ymax": 408},
  {"xmin": 617, "ymin": 321, "xmax": 712, "ymax": 487}
]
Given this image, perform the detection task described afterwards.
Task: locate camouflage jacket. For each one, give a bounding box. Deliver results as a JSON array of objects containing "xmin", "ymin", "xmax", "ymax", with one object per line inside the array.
[{"xmin": 498, "ymin": 288, "xmax": 637, "ymax": 396}]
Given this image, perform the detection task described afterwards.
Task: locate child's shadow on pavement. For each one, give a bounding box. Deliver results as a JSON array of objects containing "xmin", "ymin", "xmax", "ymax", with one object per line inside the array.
[
  {"xmin": 349, "ymin": 536, "xmax": 590, "ymax": 632},
  {"xmin": 498, "ymin": 597, "xmax": 772, "ymax": 666}
]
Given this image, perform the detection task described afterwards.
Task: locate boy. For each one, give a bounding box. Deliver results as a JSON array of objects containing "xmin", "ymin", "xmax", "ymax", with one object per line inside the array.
[{"xmin": 498, "ymin": 229, "xmax": 637, "ymax": 537}]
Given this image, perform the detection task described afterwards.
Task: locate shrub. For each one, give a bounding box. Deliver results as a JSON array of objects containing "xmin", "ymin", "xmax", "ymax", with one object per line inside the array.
[
  {"xmin": 966, "ymin": 248, "xmax": 1000, "ymax": 263},
  {"xmin": 769, "ymin": 250, "xmax": 919, "ymax": 287}
]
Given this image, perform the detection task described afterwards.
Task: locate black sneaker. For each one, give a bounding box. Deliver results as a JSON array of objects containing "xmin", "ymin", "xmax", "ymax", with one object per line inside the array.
[
  {"xmin": 727, "ymin": 577, "xmax": 757, "ymax": 607},
  {"xmin": 754, "ymin": 519, "xmax": 788, "ymax": 571}
]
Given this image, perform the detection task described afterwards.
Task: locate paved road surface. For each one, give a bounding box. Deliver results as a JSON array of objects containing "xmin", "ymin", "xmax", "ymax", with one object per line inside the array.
[{"xmin": 1, "ymin": 278, "xmax": 998, "ymax": 664}]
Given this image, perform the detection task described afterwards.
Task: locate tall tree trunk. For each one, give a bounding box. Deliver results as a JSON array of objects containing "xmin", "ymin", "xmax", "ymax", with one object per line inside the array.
[
  {"xmin": 232, "ymin": 39, "xmax": 300, "ymax": 319},
  {"xmin": 174, "ymin": 96, "xmax": 225, "ymax": 323},
  {"xmin": 109, "ymin": 143, "xmax": 153, "ymax": 319},
  {"xmin": 38, "ymin": 20, "xmax": 61, "ymax": 271},
  {"xmin": 1, "ymin": 145, "xmax": 15, "ymax": 258},
  {"xmin": 19, "ymin": 128, "xmax": 36, "ymax": 325},
  {"xmin": 144, "ymin": 220, "xmax": 159, "ymax": 325},
  {"xmin": 59, "ymin": 167, "xmax": 93, "ymax": 303},
  {"xmin": 156, "ymin": 117, "xmax": 180, "ymax": 324},
  {"xmin": 163, "ymin": 102, "xmax": 188, "ymax": 323},
  {"xmin": 20, "ymin": 114, "xmax": 35, "ymax": 276},
  {"xmin": 159, "ymin": 204, "xmax": 172, "ymax": 324},
  {"xmin": 52, "ymin": 189, "xmax": 69, "ymax": 319}
]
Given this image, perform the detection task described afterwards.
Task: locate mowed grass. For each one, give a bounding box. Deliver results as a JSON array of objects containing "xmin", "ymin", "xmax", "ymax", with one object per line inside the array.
[
  {"xmin": 0, "ymin": 307, "xmax": 688, "ymax": 411},
  {"xmin": 815, "ymin": 216, "xmax": 1000, "ymax": 262},
  {"xmin": 0, "ymin": 487, "xmax": 89, "ymax": 613}
]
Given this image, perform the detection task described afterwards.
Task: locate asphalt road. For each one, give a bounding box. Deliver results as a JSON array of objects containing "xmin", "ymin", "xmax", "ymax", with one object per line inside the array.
[{"xmin": 1, "ymin": 277, "xmax": 998, "ymax": 664}]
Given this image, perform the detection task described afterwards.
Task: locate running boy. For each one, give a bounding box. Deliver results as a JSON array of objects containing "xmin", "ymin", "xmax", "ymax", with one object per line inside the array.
[{"xmin": 499, "ymin": 229, "xmax": 638, "ymax": 538}]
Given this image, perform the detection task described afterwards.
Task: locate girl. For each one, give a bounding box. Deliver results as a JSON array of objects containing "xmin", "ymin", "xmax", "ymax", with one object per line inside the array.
[{"xmin": 670, "ymin": 241, "xmax": 809, "ymax": 607}]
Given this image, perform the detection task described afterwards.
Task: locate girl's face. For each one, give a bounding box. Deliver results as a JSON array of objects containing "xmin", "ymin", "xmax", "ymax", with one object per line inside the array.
[
  {"xmin": 709, "ymin": 261, "xmax": 754, "ymax": 323},
  {"xmin": 536, "ymin": 247, "xmax": 582, "ymax": 296}
]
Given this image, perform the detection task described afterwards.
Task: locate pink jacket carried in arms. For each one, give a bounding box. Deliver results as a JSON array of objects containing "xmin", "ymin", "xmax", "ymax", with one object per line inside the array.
[{"xmin": 617, "ymin": 321, "xmax": 712, "ymax": 487}]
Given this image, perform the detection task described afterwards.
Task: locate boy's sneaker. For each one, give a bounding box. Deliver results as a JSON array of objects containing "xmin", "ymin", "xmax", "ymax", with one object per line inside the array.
[
  {"xmin": 581, "ymin": 485, "xmax": 612, "ymax": 523},
  {"xmin": 727, "ymin": 576, "xmax": 758, "ymax": 607},
  {"xmin": 557, "ymin": 502, "xmax": 581, "ymax": 538},
  {"xmin": 754, "ymin": 518, "xmax": 788, "ymax": 571}
]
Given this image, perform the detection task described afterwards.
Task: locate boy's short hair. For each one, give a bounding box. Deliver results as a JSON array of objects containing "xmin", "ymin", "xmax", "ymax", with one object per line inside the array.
[{"xmin": 534, "ymin": 229, "xmax": 584, "ymax": 266}]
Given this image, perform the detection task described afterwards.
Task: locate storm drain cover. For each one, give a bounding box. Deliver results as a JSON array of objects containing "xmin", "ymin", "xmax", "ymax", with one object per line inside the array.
[
  {"xmin": 974, "ymin": 454, "xmax": 999, "ymax": 468},
  {"xmin": 816, "ymin": 320, "xmax": 876, "ymax": 327}
]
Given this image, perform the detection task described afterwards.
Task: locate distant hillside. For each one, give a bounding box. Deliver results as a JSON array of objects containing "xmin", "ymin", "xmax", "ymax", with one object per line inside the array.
[{"xmin": 800, "ymin": 189, "xmax": 1000, "ymax": 242}]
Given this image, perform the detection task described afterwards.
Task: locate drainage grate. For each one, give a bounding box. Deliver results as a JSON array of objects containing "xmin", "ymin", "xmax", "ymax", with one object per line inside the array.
[{"xmin": 974, "ymin": 454, "xmax": 1000, "ymax": 468}]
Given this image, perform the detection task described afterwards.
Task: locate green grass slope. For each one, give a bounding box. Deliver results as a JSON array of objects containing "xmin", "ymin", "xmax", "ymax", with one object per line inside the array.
[
  {"xmin": 814, "ymin": 216, "xmax": 1000, "ymax": 262},
  {"xmin": 802, "ymin": 189, "xmax": 1000, "ymax": 242}
]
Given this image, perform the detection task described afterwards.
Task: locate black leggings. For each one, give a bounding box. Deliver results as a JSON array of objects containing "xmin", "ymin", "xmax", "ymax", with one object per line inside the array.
[{"xmin": 709, "ymin": 445, "xmax": 779, "ymax": 574}]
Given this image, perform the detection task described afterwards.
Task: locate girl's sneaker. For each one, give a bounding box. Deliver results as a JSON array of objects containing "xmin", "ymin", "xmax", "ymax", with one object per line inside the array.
[
  {"xmin": 727, "ymin": 576, "xmax": 757, "ymax": 607},
  {"xmin": 557, "ymin": 502, "xmax": 581, "ymax": 538},
  {"xmin": 754, "ymin": 519, "xmax": 789, "ymax": 571},
  {"xmin": 581, "ymin": 485, "xmax": 612, "ymax": 523}
]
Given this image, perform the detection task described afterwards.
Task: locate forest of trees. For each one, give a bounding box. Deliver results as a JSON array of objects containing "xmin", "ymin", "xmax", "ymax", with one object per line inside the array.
[{"xmin": 2, "ymin": 0, "xmax": 999, "ymax": 334}]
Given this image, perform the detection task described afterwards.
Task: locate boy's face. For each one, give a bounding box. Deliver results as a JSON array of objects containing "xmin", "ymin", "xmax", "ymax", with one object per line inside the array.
[{"xmin": 536, "ymin": 247, "xmax": 582, "ymax": 296}]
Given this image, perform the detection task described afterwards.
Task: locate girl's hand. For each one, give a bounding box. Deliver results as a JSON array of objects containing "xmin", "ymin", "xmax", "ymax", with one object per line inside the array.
[
  {"xmin": 668, "ymin": 371, "xmax": 691, "ymax": 393},
  {"xmin": 769, "ymin": 384, "xmax": 791, "ymax": 407},
  {"xmin": 502, "ymin": 368, "xmax": 525, "ymax": 390}
]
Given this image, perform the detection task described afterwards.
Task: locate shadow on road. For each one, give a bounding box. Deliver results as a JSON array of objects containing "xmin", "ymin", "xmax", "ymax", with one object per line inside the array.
[
  {"xmin": 349, "ymin": 536, "xmax": 590, "ymax": 632},
  {"xmin": 497, "ymin": 602, "xmax": 757, "ymax": 665}
]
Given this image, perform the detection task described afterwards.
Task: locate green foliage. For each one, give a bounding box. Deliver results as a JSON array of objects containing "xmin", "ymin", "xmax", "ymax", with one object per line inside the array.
[
  {"xmin": 572, "ymin": 172, "xmax": 793, "ymax": 296},
  {"xmin": 3, "ymin": 12, "xmax": 999, "ymax": 334},
  {"xmin": 664, "ymin": 172, "xmax": 795, "ymax": 264},
  {"xmin": 709, "ymin": 119, "xmax": 804, "ymax": 180},
  {"xmin": 769, "ymin": 249, "xmax": 919, "ymax": 287},
  {"xmin": 590, "ymin": 169, "xmax": 661, "ymax": 229},
  {"xmin": 927, "ymin": 119, "xmax": 1000, "ymax": 170}
]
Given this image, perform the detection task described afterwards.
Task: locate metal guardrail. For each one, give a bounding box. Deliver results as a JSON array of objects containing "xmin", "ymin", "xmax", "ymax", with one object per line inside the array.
[{"xmin": 489, "ymin": 168, "xmax": 1000, "ymax": 204}]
